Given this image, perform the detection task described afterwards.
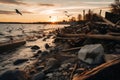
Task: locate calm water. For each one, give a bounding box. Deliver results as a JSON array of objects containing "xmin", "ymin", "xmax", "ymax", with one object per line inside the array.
[{"xmin": 0, "ymin": 24, "xmax": 68, "ymax": 74}]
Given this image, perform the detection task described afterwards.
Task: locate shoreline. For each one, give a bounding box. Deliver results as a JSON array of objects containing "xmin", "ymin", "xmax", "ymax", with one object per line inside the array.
[{"xmin": 0, "ymin": 21, "xmax": 120, "ymax": 80}]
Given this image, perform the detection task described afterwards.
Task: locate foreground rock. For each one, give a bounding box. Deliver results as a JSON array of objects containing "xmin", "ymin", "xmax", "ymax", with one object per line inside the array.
[
  {"xmin": 0, "ymin": 70, "xmax": 30, "ymax": 80},
  {"xmin": 45, "ymin": 43, "xmax": 50, "ymax": 49},
  {"xmin": 13, "ymin": 59, "xmax": 28, "ymax": 65},
  {"xmin": 32, "ymin": 72, "xmax": 45, "ymax": 80},
  {"xmin": 78, "ymin": 44, "xmax": 105, "ymax": 64},
  {"xmin": 31, "ymin": 45, "xmax": 40, "ymax": 50}
]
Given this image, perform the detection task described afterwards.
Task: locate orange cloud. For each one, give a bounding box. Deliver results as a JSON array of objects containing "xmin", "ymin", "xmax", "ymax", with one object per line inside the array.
[
  {"xmin": 38, "ymin": 3, "xmax": 55, "ymax": 6},
  {"xmin": 0, "ymin": 0, "xmax": 28, "ymax": 5}
]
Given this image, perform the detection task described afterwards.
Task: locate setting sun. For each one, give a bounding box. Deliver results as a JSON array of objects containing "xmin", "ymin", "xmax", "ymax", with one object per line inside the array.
[{"xmin": 50, "ymin": 16, "xmax": 58, "ymax": 23}]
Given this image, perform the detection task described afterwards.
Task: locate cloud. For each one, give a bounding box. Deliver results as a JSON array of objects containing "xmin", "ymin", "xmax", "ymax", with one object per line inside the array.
[
  {"xmin": 0, "ymin": 0, "xmax": 28, "ymax": 5},
  {"xmin": 82, "ymin": 1, "xmax": 113, "ymax": 5},
  {"xmin": 0, "ymin": 10, "xmax": 32, "ymax": 15},
  {"xmin": 38, "ymin": 3, "xmax": 55, "ymax": 7}
]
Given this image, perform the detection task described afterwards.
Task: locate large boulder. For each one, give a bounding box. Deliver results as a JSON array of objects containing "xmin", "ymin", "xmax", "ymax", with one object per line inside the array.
[
  {"xmin": 78, "ymin": 44, "xmax": 105, "ymax": 64},
  {"xmin": 0, "ymin": 70, "xmax": 29, "ymax": 80}
]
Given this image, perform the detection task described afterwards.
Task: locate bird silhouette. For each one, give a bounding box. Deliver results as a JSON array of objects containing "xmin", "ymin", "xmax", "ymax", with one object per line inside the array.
[
  {"xmin": 65, "ymin": 14, "xmax": 72, "ymax": 17},
  {"xmin": 64, "ymin": 11, "xmax": 68, "ymax": 13},
  {"xmin": 15, "ymin": 9, "xmax": 22, "ymax": 15}
]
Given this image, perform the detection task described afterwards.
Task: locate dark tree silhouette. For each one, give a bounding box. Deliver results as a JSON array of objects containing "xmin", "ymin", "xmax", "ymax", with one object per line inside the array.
[
  {"xmin": 77, "ymin": 14, "xmax": 82, "ymax": 21},
  {"xmin": 110, "ymin": 1, "xmax": 120, "ymax": 15}
]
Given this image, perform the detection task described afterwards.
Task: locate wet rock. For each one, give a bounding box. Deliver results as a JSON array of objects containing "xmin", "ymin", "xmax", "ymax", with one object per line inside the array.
[
  {"xmin": 0, "ymin": 70, "xmax": 29, "ymax": 80},
  {"xmin": 49, "ymin": 47, "xmax": 59, "ymax": 54},
  {"xmin": 44, "ymin": 58, "xmax": 59, "ymax": 73},
  {"xmin": 45, "ymin": 43, "xmax": 50, "ymax": 49},
  {"xmin": 78, "ymin": 44, "xmax": 105, "ymax": 64},
  {"xmin": 13, "ymin": 59, "xmax": 28, "ymax": 65},
  {"xmin": 32, "ymin": 72, "xmax": 45, "ymax": 80},
  {"xmin": 42, "ymin": 38, "xmax": 47, "ymax": 41},
  {"xmin": 31, "ymin": 45, "xmax": 40, "ymax": 50},
  {"xmin": 60, "ymin": 63, "xmax": 71, "ymax": 70},
  {"xmin": 37, "ymin": 50, "xmax": 42, "ymax": 54},
  {"xmin": 36, "ymin": 65, "xmax": 44, "ymax": 71},
  {"xmin": 41, "ymin": 51, "xmax": 49, "ymax": 56},
  {"xmin": 46, "ymin": 73, "xmax": 53, "ymax": 78},
  {"xmin": 33, "ymin": 50, "xmax": 42, "ymax": 57}
]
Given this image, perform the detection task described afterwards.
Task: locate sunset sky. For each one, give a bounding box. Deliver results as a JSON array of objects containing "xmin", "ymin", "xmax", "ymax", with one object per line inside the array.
[{"xmin": 0, "ymin": 0, "xmax": 115, "ymax": 22}]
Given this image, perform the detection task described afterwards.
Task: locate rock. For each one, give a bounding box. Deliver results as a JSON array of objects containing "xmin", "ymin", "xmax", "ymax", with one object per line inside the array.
[
  {"xmin": 36, "ymin": 65, "xmax": 44, "ymax": 71},
  {"xmin": 32, "ymin": 72, "xmax": 45, "ymax": 80},
  {"xmin": 46, "ymin": 73, "xmax": 53, "ymax": 78},
  {"xmin": 44, "ymin": 58, "xmax": 59, "ymax": 73},
  {"xmin": 78, "ymin": 44, "xmax": 105, "ymax": 64},
  {"xmin": 45, "ymin": 43, "xmax": 50, "ymax": 49},
  {"xmin": 0, "ymin": 70, "xmax": 29, "ymax": 80},
  {"xmin": 60, "ymin": 63, "xmax": 71, "ymax": 70},
  {"xmin": 41, "ymin": 51, "xmax": 49, "ymax": 56},
  {"xmin": 13, "ymin": 59, "xmax": 28, "ymax": 65},
  {"xmin": 31, "ymin": 45, "xmax": 40, "ymax": 50},
  {"xmin": 33, "ymin": 50, "xmax": 42, "ymax": 57},
  {"xmin": 37, "ymin": 50, "xmax": 42, "ymax": 54}
]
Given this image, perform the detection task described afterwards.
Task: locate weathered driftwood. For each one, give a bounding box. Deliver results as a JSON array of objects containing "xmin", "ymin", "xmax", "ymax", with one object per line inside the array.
[
  {"xmin": 101, "ymin": 16, "xmax": 120, "ymax": 27},
  {"xmin": 62, "ymin": 47, "xmax": 81, "ymax": 52},
  {"xmin": 56, "ymin": 37, "xmax": 77, "ymax": 40},
  {"xmin": 73, "ymin": 57, "xmax": 120, "ymax": 80},
  {"xmin": 70, "ymin": 63, "xmax": 78, "ymax": 80},
  {"xmin": 0, "ymin": 40, "xmax": 26, "ymax": 53},
  {"xmin": 108, "ymin": 32, "xmax": 120, "ymax": 36},
  {"xmin": 59, "ymin": 34, "xmax": 120, "ymax": 41}
]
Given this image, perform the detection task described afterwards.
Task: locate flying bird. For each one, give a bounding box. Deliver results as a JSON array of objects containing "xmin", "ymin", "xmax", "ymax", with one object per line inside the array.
[
  {"xmin": 15, "ymin": 9, "xmax": 22, "ymax": 15},
  {"xmin": 64, "ymin": 11, "xmax": 68, "ymax": 13},
  {"xmin": 49, "ymin": 16, "xmax": 51, "ymax": 18},
  {"xmin": 65, "ymin": 14, "xmax": 72, "ymax": 17}
]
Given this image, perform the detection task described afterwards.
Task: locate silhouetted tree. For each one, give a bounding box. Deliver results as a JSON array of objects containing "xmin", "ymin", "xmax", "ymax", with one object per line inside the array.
[
  {"xmin": 69, "ymin": 17, "xmax": 76, "ymax": 22},
  {"xmin": 77, "ymin": 14, "xmax": 82, "ymax": 21},
  {"xmin": 85, "ymin": 9, "xmax": 93, "ymax": 20},
  {"xmin": 110, "ymin": 0, "xmax": 120, "ymax": 14}
]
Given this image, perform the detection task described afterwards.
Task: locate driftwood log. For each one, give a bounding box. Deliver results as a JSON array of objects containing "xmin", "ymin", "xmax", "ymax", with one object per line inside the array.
[
  {"xmin": 59, "ymin": 34, "xmax": 120, "ymax": 41},
  {"xmin": 62, "ymin": 47, "xmax": 81, "ymax": 52},
  {"xmin": 73, "ymin": 57, "xmax": 120, "ymax": 80}
]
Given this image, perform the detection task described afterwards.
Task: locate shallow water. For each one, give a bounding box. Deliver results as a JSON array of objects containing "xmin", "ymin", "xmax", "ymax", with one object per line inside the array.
[{"xmin": 0, "ymin": 24, "xmax": 68, "ymax": 74}]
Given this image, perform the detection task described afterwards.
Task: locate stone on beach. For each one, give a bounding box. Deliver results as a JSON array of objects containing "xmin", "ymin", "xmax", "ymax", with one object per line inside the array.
[
  {"xmin": 78, "ymin": 44, "xmax": 105, "ymax": 64},
  {"xmin": 32, "ymin": 72, "xmax": 45, "ymax": 80},
  {"xmin": 0, "ymin": 70, "xmax": 29, "ymax": 80},
  {"xmin": 13, "ymin": 59, "xmax": 28, "ymax": 65},
  {"xmin": 45, "ymin": 43, "xmax": 50, "ymax": 49},
  {"xmin": 31, "ymin": 45, "xmax": 40, "ymax": 50}
]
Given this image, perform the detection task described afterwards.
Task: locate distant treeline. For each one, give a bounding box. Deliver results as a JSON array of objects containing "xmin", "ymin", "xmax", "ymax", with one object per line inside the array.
[{"xmin": 0, "ymin": 22, "xmax": 70, "ymax": 24}]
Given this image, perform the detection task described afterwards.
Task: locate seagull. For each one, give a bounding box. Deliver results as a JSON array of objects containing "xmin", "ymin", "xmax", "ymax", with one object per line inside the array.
[
  {"xmin": 64, "ymin": 11, "xmax": 68, "ymax": 13},
  {"xmin": 65, "ymin": 14, "xmax": 72, "ymax": 17},
  {"xmin": 15, "ymin": 9, "xmax": 22, "ymax": 15},
  {"xmin": 49, "ymin": 16, "xmax": 51, "ymax": 18}
]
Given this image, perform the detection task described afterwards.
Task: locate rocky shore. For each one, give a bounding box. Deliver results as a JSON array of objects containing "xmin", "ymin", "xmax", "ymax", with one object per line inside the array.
[{"xmin": 0, "ymin": 17, "xmax": 120, "ymax": 80}]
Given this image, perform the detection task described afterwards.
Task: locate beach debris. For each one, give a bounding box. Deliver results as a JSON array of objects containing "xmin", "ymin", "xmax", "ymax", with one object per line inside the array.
[
  {"xmin": 73, "ymin": 57, "xmax": 120, "ymax": 80},
  {"xmin": 78, "ymin": 44, "xmax": 105, "ymax": 64}
]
